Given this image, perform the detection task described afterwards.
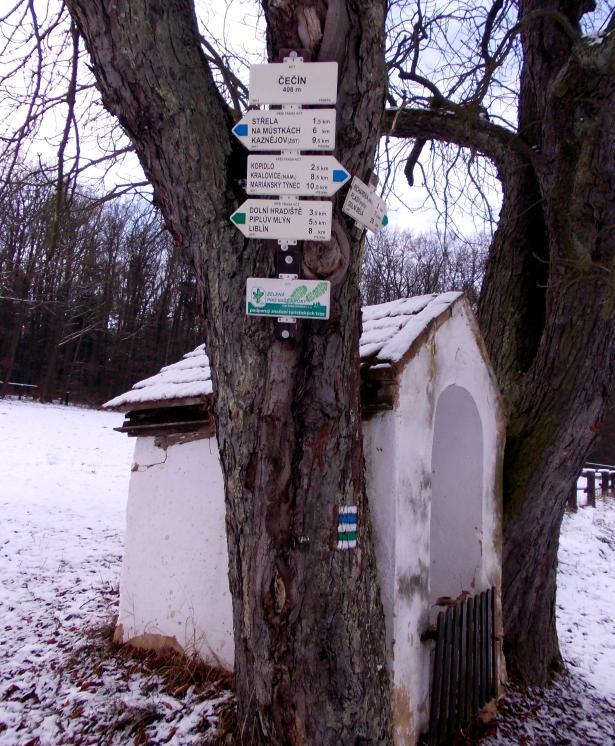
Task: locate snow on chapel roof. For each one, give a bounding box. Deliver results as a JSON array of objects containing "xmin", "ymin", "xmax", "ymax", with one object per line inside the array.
[
  {"xmin": 103, "ymin": 345, "xmax": 212, "ymax": 410},
  {"xmin": 360, "ymin": 291, "xmax": 462, "ymax": 365},
  {"xmin": 103, "ymin": 292, "xmax": 463, "ymax": 412}
]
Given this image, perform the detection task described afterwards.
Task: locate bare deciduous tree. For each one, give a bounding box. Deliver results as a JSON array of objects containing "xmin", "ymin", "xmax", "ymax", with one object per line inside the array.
[
  {"xmin": 361, "ymin": 229, "xmax": 487, "ymax": 307},
  {"xmin": 384, "ymin": 0, "xmax": 615, "ymax": 682},
  {"xmin": 62, "ymin": 1, "xmax": 392, "ymax": 743},
  {"xmin": 0, "ymin": 167, "xmax": 200, "ymax": 402}
]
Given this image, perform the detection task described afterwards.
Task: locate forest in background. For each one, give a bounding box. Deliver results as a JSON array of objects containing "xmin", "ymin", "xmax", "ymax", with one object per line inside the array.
[
  {"xmin": 0, "ymin": 167, "xmax": 201, "ymax": 405},
  {"xmin": 0, "ymin": 167, "xmax": 488, "ymax": 405}
]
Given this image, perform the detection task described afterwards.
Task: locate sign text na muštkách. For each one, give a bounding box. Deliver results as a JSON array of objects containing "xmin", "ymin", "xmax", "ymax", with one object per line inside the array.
[{"xmin": 232, "ymin": 109, "xmax": 337, "ymax": 152}]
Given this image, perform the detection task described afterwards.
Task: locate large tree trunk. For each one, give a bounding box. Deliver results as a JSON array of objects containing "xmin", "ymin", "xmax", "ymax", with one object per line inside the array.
[
  {"xmin": 478, "ymin": 1, "xmax": 615, "ymax": 682},
  {"xmin": 66, "ymin": 0, "xmax": 391, "ymax": 742},
  {"xmin": 384, "ymin": 0, "xmax": 615, "ymax": 686}
]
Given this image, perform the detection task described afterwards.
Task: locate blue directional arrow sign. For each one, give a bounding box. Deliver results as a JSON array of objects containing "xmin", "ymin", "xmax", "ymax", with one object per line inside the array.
[
  {"xmin": 232, "ymin": 109, "xmax": 337, "ymax": 152},
  {"xmin": 246, "ymin": 155, "xmax": 350, "ymax": 197},
  {"xmin": 233, "ymin": 123, "xmax": 249, "ymax": 138}
]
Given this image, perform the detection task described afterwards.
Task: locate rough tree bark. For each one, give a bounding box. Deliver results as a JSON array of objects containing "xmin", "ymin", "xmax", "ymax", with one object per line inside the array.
[
  {"xmin": 65, "ymin": 0, "xmax": 391, "ymax": 742},
  {"xmin": 386, "ymin": 1, "xmax": 615, "ymax": 683}
]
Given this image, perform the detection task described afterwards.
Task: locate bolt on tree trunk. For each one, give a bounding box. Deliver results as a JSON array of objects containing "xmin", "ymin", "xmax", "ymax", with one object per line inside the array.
[{"xmin": 65, "ymin": 0, "xmax": 392, "ymax": 742}]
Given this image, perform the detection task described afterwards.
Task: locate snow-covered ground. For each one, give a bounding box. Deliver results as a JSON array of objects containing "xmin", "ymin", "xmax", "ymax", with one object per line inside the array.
[
  {"xmin": 0, "ymin": 398, "xmax": 613, "ymax": 744},
  {"xmin": 486, "ymin": 499, "xmax": 615, "ymax": 745},
  {"xmin": 557, "ymin": 501, "xmax": 615, "ymax": 698},
  {"xmin": 0, "ymin": 400, "xmax": 231, "ymax": 744}
]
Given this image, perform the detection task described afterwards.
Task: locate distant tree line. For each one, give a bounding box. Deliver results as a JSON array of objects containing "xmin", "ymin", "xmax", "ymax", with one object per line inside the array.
[
  {"xmin": 360, "ymin": 229, "xmax": 488, "ymax": 308},
  {"xmin": 0, "ymin": 168, "xmax": 201, "ymax": 405},
  {"xmin": 0, "ymin": 168, "xmax": 487, "ymax": 406}
]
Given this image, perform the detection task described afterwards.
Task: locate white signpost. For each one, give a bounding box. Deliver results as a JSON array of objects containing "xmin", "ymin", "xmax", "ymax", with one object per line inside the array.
[
  {"xmin": 249, "ymin": 61, "xmax": 338, "ymax": 105},
  {"xmin": 231, "ymin": 57, "xmax": 374, "ymax": 335},
  {"xmin": 246, "ymin": 278, "xmax": 331, "ymax": 320},
  {"xmin": 232, "ymin": 109, "xmax": 337, "ymax": 151},
  {"xmin": 230, "ymin": 199, "xmax": 332, "ymax": 241},
  {"xmin": 342, "ymin": 176, "xmax": 389, "ymax": 233},
  {"xmin": 246, "ymin": 155, "xmax": 350, "ymax": 197}
]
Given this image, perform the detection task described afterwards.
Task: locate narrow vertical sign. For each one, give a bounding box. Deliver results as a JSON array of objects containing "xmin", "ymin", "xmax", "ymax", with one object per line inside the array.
[{"xmin": 342, "ymin": 176, "xmax": 388, "ymax": 233}]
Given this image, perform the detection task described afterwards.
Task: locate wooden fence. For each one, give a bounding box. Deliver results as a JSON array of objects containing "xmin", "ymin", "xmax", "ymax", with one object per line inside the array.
[
  {"xmin": 0, "ymin": 381, "xmax": 38, "ymax": 399},
  {"xmin": 569, "ymin": 462, "xmax": 615, "ymax": 511},
  {"xmin": 427, "ymin": 587, "xmax": 497, "ymax": 745}
]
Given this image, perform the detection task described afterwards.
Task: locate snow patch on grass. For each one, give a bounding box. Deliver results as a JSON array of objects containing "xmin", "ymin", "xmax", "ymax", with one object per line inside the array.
[
  {"xmin": 558, "ymin": 501, "xmax": 615, "ymax": 699},
  {"xmin": 1, "ymin": 399, "xmax": 615, "ymax": 744},
  {"xmin": 0, "ymin": 400, "xmax": 232, "ymax": 744}
]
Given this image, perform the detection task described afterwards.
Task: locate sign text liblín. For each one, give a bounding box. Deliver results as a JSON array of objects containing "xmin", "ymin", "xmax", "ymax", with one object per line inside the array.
[{"xmin": 231, "ymin": 199, "xmax": 332, "ymax": 241}]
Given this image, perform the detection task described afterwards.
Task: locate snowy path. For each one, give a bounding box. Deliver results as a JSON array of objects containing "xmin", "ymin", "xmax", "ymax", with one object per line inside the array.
[
  {"xmin": 487, "ymin": 499, "xmax": 615, "ymax": 745},
  {"xmin": 0, "ymin": 399, "xmax": 614, "ymax": 744},
  {"xmin": 557, "ymin": 502, "xmax": 615, "ymax": 699}
]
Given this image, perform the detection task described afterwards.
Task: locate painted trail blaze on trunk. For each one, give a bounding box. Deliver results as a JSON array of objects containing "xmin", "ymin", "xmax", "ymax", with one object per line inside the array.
[
  {"xmin": 336, "ymin": 505, "xmax": 359, "ymax": 549},
  {"xmin": 65, "ymin": 0, "xmax": 392, "ymax": 742}
]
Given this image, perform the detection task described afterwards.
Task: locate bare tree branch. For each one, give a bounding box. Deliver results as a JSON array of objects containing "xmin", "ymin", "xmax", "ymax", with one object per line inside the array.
[
  {"xmin": 382, "ymin": 106, "xmax": 535, "ymax": 177},
  {"xmin": 199, "ymin": 33, "xmax": 249, "ymax": 116}
]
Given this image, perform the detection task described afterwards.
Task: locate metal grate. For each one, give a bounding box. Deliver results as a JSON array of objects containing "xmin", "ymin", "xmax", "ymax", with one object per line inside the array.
[{"xmin": 427, "ymin": 587, "xmax": 497, "ymax": 745}]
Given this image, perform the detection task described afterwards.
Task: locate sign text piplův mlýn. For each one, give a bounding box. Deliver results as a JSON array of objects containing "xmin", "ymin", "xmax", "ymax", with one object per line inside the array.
[{"xmin": 231, "ymin": 199, "xmax": 332, "ymax": 241}]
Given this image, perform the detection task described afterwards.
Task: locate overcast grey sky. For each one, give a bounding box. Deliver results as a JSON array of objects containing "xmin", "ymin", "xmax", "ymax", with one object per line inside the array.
[{"xmin": 0, "ymin": 0, "xmax": 505, "ymax": 238}]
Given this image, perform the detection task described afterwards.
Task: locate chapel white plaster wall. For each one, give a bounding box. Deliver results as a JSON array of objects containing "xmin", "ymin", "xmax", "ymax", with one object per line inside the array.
[
  {"xmin": 115, "ymin": 301, "xmax": 504, "ymax": 745},
  {"xmin": 116, "ymin": 435, "xmax": 234, "ymax": 669},
  {"xmin": 389, "ymin": 301, "xmax": 504, "ymax": 741}
]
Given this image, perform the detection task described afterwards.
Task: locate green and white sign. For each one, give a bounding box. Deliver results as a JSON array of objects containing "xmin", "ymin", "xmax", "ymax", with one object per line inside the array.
[
  {"xmin": 246, "ymin": 278, "xmax": 331, "ymax": 320},
  {"xmin": 230, "ymin": 199, "xmax": 332, "ymax": 241}
]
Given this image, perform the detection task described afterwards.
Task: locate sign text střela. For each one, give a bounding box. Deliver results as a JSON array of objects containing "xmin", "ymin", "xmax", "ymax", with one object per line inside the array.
[{"xmin": 232, "ymin": 109, "xmax": 336, "ymax": 152}]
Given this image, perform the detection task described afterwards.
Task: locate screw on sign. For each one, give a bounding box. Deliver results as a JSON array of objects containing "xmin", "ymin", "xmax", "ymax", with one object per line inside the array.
[
  {"xmin": 246, "ymin": 155, "xmax": 350, "ymax": 197},
  {"xmin": 232, "ymin": 109, "xmax": 337, "ymax": 152}
]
